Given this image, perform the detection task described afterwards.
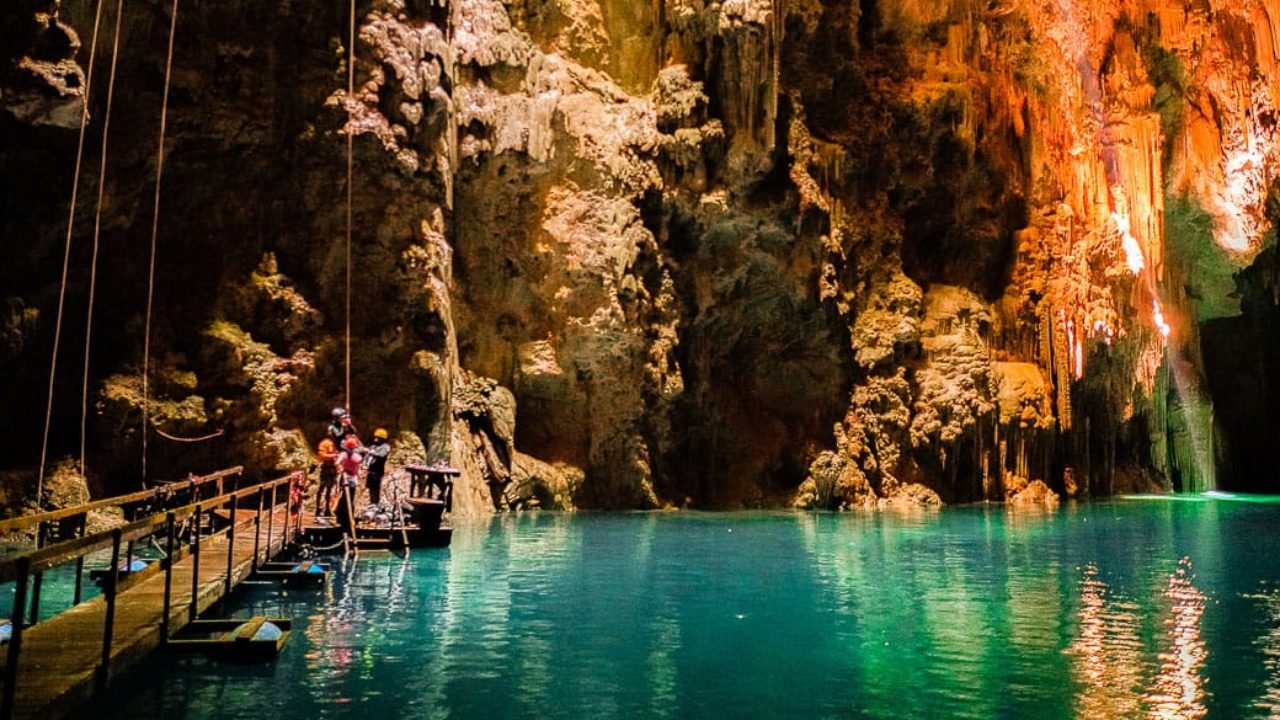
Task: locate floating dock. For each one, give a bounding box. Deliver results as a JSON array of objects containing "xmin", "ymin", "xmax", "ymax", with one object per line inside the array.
[
  {"xmin": 298, "ymin": 498, "xmax": 452, "ymax": 552},
  {"xmin": 164, "ymin": 616, "xmax": 293, "ymax": 662}
]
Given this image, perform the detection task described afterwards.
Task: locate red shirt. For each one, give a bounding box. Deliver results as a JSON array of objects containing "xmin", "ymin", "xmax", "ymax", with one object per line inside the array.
[{"xmin": 339, "ymin": 450, "xmax": 363, "ymax": 476}]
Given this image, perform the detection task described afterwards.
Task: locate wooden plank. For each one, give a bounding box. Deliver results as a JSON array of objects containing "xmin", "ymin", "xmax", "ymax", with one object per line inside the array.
[
  {"xmin": 231, "ymin": 617, "xmax": 266, "ymax": 642},
  {"xmin": 0, "ymin": 507, "xmax": 292, "ymax": 720}
]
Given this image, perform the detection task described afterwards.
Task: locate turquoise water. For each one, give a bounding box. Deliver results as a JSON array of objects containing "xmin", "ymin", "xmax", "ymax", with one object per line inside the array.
[
  {"xmin": 74, "ymin": 500, "xmax": 1280, "ymax": 719},
  {"xmin": 0, "ymin": 553, "xmax": 115, "ymax": 623}
]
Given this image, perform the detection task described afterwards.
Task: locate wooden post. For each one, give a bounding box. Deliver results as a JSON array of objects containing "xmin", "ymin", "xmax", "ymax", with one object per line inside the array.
[
  {"xmin": 73, "ymin": 512, "xmax": 87, "ymax": 604},
  {"xmin": 290, "ymin": 476, "xmax": 300, "ymax": 545},
  {"xmin": 267, "ymin": 485, "xmax": 276, "ymax": 557},
  {"xmin": 284, "ymin": 478, "xmax": 293, "ymax": 547},
  {"xmin": 2, "ymin": 557, "xmax": 31, "ymax": 720},
  {"xmin": 225, "ymin": 498, "xmax": 237, "ymax": 598},
  {"xmin": 253, "ymin": 486, "xmax": 264, "ymax": 571},
  {"xmin": 161, "ymin": 512, "xmax": 176, "ymax": 643},
  {"xmin": 281, "ymin": 492, "xmax": 288, "ymax": 549},
  {"xmin": 125, "ymin": 538, "xmax": 135, "ymax": 577},
  {"xmin": 394, "ymin": 488, "xmax": 410, "ymax": 557},
  {"xmin": 28, "ymin": 571, "xmax": 42, "ymax": 627},
  {"xmin": 98, "ymin": 529, "xmax": 122, "ymax": 691},
  {"xmin": 28, "ymin": 520, "xmax": 43, "ymax": 628},
  {"xmin": 189, "ymin": 503, "xmax": 201, "ymax": 625},
  {"xmin": 294, "ymin": 476, "xmax": 303, "ymax": 538},
  {"xmin": 343, "ymin": 484, "xmax": 359, "ymax": 557}
]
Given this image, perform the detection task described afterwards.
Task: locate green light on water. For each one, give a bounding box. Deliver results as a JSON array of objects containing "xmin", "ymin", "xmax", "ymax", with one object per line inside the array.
[
  {"xmin": 1120, "ymin": 494, "xmax": 1213, "ymax": 503},
  {"xmin": 1201, "ymin": 491, "xmax": 1280, "ymax": 504},
  {"xmin": 1119, "ymin": 491, "xmax": 1280, "ymax": 504}
]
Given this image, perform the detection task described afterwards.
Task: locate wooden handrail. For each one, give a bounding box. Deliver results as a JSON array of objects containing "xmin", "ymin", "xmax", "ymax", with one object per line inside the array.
[
  {"xmin": 0, "ymin": 467, "xmax": 243, "ymax": 535},
  {"xmin": 0, "ymin": 473, "xmax": 291, "ymax": 582}
]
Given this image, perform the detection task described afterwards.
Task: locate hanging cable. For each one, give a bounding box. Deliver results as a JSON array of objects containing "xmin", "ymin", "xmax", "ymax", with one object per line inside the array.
[
  {"xmin": 142, "ymin": 0, "xmax": 181, "ymax": 483},
  {"xmin": 36, "ymin": 0, "xmax": 109, "ymax": 511},
  {"xmin": 80, "ymin": 0, "xmax": 127, "ymax": 473},
  {"xmin": 345, "ymin": 0, "xmax": 356, "ymax": 413}
]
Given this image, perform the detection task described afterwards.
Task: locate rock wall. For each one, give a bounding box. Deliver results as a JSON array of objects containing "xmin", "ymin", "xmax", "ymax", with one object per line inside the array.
[{"xmin": 1, "ymin": 0, "xmax": 1278, "ymax": 512}]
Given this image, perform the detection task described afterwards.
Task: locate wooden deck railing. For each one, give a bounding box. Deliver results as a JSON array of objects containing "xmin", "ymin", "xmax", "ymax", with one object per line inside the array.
[
  {"xmin": 0, "ymin": 471, "xmax": 298, "ymax": 720},
  {"xmin": 0, "ymin": 467, "xmax": 246, "ymax": 637},
  {"xmin": 0, "ymin": 467, "xmax": 244, "ymax": 536}
]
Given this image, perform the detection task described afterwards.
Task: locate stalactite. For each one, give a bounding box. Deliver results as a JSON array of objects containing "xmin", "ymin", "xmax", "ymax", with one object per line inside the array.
[{"xmin": 1051, "ymin": 306, "xmax": 1073, "ymax": 430}]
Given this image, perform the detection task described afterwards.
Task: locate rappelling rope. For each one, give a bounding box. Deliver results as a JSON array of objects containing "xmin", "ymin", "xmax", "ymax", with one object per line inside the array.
[
  {"xmin": 345, "ymin": 0, "xmax": 356, "ymax": 413},
  {"xmin": 35, "ymin": 0, "xmax": 109, "ymax": 511},
  {"xmin": 141, "ymin": 0, "xmax": 181, "ymax": 483},
  {"xmin": 79, "ymin": 0, "xmax": 126, "ymax": 471}
]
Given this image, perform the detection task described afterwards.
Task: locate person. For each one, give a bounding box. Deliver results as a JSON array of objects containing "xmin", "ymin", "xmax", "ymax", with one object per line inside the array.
[
  {"xmin": 315, "ymin": 437, "xmax": 338, "ymax": 516},
  {"xmin": 363, "ymin": 428, "xmax": 391, "ymax": 506},
  {"xmin": 337, "ymin": 435, "xmax": 363, "ymax": 493},
  {"xmin": 328, "ymin": 407, "xmax": 357, "ymax": 448},
  {"xmin": 333, "ymin": 435, "xmax": 363, "ymax": 531}
]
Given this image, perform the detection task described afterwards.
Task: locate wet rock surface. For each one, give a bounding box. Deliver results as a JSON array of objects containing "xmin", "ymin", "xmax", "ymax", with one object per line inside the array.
[{"xmin": 2, "ymin": 0, "xmax": 1279, "ymax": 511}]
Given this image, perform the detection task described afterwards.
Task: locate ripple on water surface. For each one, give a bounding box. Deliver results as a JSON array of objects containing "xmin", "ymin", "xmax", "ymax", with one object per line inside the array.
[{"xmin": 65, "ymin": 500, "xmax": 1280, "ymax": 719}]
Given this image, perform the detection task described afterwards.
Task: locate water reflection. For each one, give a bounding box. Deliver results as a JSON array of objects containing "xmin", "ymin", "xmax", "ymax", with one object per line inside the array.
[
  {"xmin": 1069, "ymin": 564, "xmax": 1146, "ymax": 717},
  {"xmin": 1069, "ymin": 558, "xmax": 1211, "ymax": 720},
  {"xmin": 1144, "ymin": 558, "xmax": 1208, "ymax": 720},
  {"xmin": 69, "ymin": 501, "xmax": 1280, "ymax": 720},
  {"xmin": 1250, "ymin": 587, "xmax": 1280, "ymax": 718}
]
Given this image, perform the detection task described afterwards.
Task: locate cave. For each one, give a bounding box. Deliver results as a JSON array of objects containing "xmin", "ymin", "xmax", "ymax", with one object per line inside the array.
[
  {"xmin": 0, "ymin": 0, "xmax": 1276, "ymax": 515},
  {"xmin": 4, "ymin": 0, "xmax": 1280, "ymax": 717}
]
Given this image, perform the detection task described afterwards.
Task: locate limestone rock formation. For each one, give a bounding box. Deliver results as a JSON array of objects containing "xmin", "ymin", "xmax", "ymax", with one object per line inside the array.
[
  {"xmin": 0, "ymin": 6, "xmax": 84, "ymax": 128},
  {"xmin": 1004, "ymin": 473, "xmax": 1060, "ymax": 507},
  {"xmin": 2, "ymin": 0, "xmax": 1279, "ymax": 511}
]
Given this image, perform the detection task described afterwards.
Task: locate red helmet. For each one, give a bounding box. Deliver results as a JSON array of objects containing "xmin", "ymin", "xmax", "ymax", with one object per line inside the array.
[{"xmin": 342, "ymin": 436, "xmax": 359, "ymax": 450}]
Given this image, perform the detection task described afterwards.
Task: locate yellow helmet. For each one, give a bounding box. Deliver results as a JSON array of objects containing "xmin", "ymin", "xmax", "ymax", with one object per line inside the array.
[{"xmin": 373, "ymin": 428, "xmax": 389, "ymax": 440}]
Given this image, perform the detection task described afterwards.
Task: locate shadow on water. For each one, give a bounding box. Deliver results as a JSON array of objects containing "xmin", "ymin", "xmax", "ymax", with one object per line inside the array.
[{"xmin": 63, "ymin": 500, "xmax": 1280, "ymax": 720}]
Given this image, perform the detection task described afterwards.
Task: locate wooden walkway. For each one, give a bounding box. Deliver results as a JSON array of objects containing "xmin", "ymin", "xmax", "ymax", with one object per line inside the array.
[{"xmin": 1, "ymin": 507, "xmax": 293, "ymax": 719}]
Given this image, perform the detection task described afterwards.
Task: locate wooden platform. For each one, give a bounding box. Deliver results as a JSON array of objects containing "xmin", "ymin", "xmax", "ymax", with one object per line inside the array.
[
  {"xmin": 299, "ymin": 508, "xmax": 452, "ymax": 551},
  {"xmin": 0, "ymin": 508, "xmax": 292, "ymax": 720}
]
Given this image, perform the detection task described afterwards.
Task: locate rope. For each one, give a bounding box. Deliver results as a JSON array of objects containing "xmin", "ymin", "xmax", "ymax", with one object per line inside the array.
[
  {"xmin": 80, "ymin": 0, "xmax": 127, "ymax": 472},
  {"xmin": 36, "ymin": 0, "xmax": 109, "ymax": 511},
  {"xmin": 345, "ymin": 0, "xmax": 356, "ymax": 413},
  {"xmin": 305, "ymin": 537, "xmax": 350, "ymax": 554},
  {"xmin": 153, "ymin": 428, "xmax": 224, "ymax": 443},
  {"xmin": 142, "ymin": 0, "xmax": 181, "ymax": 483}
]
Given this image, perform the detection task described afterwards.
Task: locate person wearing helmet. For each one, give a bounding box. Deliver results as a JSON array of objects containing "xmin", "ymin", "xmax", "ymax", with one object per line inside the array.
[
  {"xmin": 332, "ymin": 435, "xmax": 364, "ymax": 533},
  {"xmin": 364, "ymin": 428, "xmax": 392, "ymax": 506},
  {"xmin": 328, "ymin": 407, "xmax": 357, "ymax": 449},
  {"xmin": 315, "ymin": 437, "xmax": 339, "ymax": 516},
  {"xmin": 338, "ymin": 435, "xmax": 363, "ymax": 491}
]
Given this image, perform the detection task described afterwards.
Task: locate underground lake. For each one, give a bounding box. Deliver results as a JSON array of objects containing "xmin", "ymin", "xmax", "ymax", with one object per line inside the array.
[{"xmin": 70, "ymin": 499, "xmax": 1280, "ymax": 720}]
